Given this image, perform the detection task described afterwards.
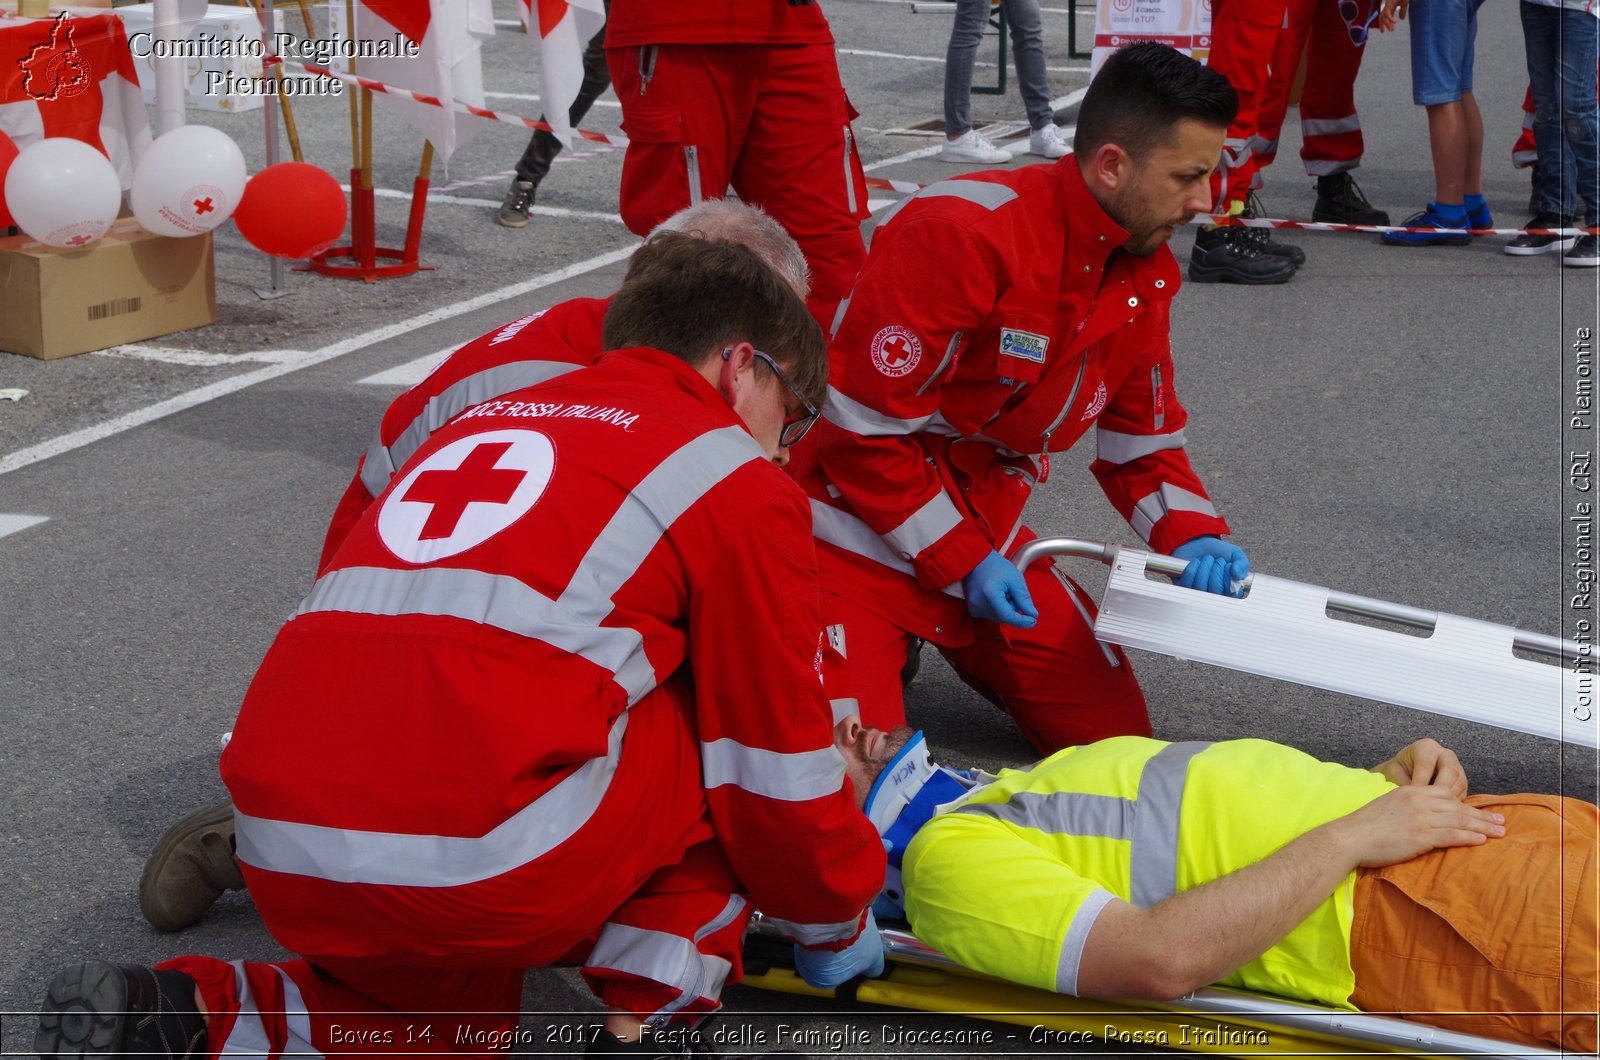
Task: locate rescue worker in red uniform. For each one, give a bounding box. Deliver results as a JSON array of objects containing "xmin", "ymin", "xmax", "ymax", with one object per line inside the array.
[
  {"xmin": 134, "ymin": 202, "xmax": 829, "ymax": 944},
  {"xmin": 790, "ymin": 43, "xmax": 1252, "ymax": 755},
  {"xmin": 603, "ymin": 0, "xmax": 869, "ymax": 329},
  {"xmin": 37, "ymin": 234, "xmax": 886, "ymax": 1060}
]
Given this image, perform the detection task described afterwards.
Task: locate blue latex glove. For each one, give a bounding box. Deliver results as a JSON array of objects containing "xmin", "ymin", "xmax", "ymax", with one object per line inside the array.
[
  {"xmin": 1171, "ymin": 536, "xmax": 1250, "ymax": 597},
  {"xmin": 961, "ymin": 551, "xmax": 1038, "ymax": 628},
  {"xmin": 793, "ymin": 911, "xmax": 886, "ymax": 989}
]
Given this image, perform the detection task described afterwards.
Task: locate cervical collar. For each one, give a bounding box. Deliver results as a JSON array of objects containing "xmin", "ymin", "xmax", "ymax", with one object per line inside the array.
[{"xmin": 861, "ymin": 731, "xmax": 972, "ymax": 918}]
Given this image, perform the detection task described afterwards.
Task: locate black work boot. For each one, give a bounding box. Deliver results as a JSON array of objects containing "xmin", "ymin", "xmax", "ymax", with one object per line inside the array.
[
  {"xmin": 1313, "ymin": 172, "xmax": 1390, "ymax": 226},
  {"xmin": 139, "ymin": 800, "xmax": 246, "ymax": 932},
  {"xmin": 1243, "ymin": 193, "xmax": 1306, "ymax": 265},
  {"xmin": 498, "ymin": 179, "xmax": 538, "ymax": 228},
  {"xmin": 1187, "ymin": 225, "xmax": 1297, "ymax": 285},
  {"xmin": 37, "ymin": 962, "xmax": 208, "ymax": 1059}
]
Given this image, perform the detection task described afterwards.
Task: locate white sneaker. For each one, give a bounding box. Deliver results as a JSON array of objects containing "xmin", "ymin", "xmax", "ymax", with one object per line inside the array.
[
  {"xmin": 940, "ymin": 129, "xmax": 1009, "ymax": 164},
  {"xmin": 1029, "ymin": 124, "xmax": 1070, "ymax": 159}
]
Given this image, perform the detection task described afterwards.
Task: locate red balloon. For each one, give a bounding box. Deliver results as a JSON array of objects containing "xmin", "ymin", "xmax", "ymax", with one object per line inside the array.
[
  {"xmin": 0, "ymin": 130, "xmax": 19, "ymax": 230},
  {"xmin": 233, "ymin": 162, "xmax": 347, "ymax": 259}
]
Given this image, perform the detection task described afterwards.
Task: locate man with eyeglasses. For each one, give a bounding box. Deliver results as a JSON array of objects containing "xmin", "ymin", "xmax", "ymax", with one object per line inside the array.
[
  {"xmin": 36, "ymin": 233, "xmax": 888, "ymax": 1060},
  {"xmin": 790, "ymin": 43, "xmax": 1252, "ymax": 757}
]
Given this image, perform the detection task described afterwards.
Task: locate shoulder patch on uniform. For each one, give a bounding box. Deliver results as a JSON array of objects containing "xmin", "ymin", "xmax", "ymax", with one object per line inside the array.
[
  {"xmin": 999, "ymin": 327, "xmax": 1049, "ymax": 364},
  {"xmin": 870, "ymin": 324, "xmax": 923, "ymax": 378}
]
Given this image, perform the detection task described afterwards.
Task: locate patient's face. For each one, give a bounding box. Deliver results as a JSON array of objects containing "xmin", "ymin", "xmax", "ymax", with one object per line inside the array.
[{"xmin": 834, "ymin": 715, "xmax": 916, "ymax": 809}]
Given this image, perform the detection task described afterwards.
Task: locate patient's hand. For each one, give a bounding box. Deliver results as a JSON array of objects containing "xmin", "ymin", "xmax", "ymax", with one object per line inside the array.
[
  {"xmin": 1371, "ymin": 738, "xmax": 1468, "ymax": 799},
  {"xmin": 1336, "ymin": 784, "xmax": 1503, "ymax": 869}
]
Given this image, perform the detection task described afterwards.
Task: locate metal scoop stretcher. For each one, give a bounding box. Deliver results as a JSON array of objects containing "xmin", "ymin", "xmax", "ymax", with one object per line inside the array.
[
  {"xmin": 1013, "ymin": 538, "xmax": 1595, "ymax": 749},
  {"xmin": 742, "ymin": 541, "xmax": 1590, "ymax": 1054},
  {"xmin": 742, "ymin": 917, "xmax": 1566, "ymax": 1057}
]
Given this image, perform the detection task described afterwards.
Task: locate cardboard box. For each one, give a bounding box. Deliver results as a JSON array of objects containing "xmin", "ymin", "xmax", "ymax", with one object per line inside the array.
[
  {"xmin": 114, "ymin": 3, "xmax": 282, "ymax": 113},
  {"xmin": 0, "ymin": 218, "xmax": 216, "ymax": 360}
]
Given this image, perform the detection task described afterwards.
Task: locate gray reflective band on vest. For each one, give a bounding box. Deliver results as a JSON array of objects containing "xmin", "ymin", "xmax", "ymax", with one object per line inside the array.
[
  {"xmin": 360, "ymin": 360, "xmax": 584, "ymax": 499},
  {"xmin": 1302, "ymin": 115, "xmax": 1362, "ymax": 137},
  {"xmin": 823, "ymin": 386, "xmax": 935, "ymax": 437},
  {"xmin": 1129, "ymin": 741, "xmax": 1207, "ymax": 906},
  {"xmin": 234, "ymin": 713, "xmax": 629, "ymax": 887},
  {"xmin": 297, "ymin": 565, "xmax": 657, "ymax": 704},
  {"xmin": 765, "ymin": 912, "xmax": 863, "ymax": 946},
  {"xmin": 1130, "ymin": 484, "xmax": 1218, "ymax": 543},
  {"xmin": 808, "ymin": 500, "xmax": 966, "ymax": 599},
  {"xmin": 1096, "ymin": 428, "xmax": 1188, "ymax": 467},
  {"xmin": 953, "ymin": 740, "xmax": 1211, "ymax": 907},
  {"xmin": 875, "ymin": 179, "xmax": 1021, "ymax": 231},
  {"xmin": 559, "ymin": 427, "xmax": 763, "ymax": 612},
  {"xmin": 700, "ymin": 739, "xmax": 846, "ymax": 802},
  {"xmin": 585, "ymin": 918, "xmax": 734, "ymax": 1018}
]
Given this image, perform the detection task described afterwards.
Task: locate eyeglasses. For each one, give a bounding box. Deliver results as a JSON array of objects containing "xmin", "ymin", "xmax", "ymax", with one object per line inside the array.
[
  {"xmin": 1338, "ymin": 0, "xmax": 1381, "ymax": 45},
  {"xmin": 724, "ymin": 346, "xmax": 822, "ymax": 448}
]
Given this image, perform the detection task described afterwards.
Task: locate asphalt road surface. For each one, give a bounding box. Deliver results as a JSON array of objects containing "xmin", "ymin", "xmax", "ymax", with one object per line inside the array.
[{"xmin": 1, "ymin": 1, "xmax": 1595, "ymax": 1056}]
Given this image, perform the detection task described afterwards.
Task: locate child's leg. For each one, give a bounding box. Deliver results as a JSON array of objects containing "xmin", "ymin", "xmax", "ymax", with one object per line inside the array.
[
  {"xmin": 1461, "ymin": 91, "xmax": 1484, "ymax": 199},
  {"xmin": 1425, "ymin": 101, "xmax": 1469, "ymax": 206}
]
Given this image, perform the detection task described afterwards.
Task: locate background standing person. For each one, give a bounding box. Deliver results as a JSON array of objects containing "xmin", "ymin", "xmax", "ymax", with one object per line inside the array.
[
  {"xmin": 939, "ymin": 0, "xmax": 1071, "ymax": 164},
  {"xmin": 1504, "ymin": 0, "xmax": 1600, "ymax": 266},
  {"xmin": 1376, "ymin": 0, "xmax": 1494, "ymax": 245},
  {"xmin": 603, "ymin": 0, "xmax": 869, "ymax": 329},
  {"xmin": 498, "ymin": 1, "xmax": 612, "ymax": 229}
]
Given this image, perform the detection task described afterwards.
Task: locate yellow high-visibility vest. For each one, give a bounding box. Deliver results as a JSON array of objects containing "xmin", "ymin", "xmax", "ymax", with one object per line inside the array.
[{"xmin": 902, "ymin": 736, "xmax": 1392, "ymax": 1007}]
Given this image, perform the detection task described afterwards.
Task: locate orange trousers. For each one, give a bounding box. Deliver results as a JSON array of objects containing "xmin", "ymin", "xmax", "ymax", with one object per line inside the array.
[{"xmin": 1350, "ymin": 794, "xmax": 1598, "ymax": 1053}]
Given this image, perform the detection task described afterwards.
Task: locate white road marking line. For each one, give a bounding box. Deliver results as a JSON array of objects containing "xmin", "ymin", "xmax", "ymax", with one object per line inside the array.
[
  {"xmin": 0, "ymin": 244, "xmax": 640, "ymax": 480},
  {"xmin": 91, "ymin": 346, "xmax": 306, "ymax": 367},
  {"xmin": 358, "ymin": 347, "xmax": 455, "ymax": 387},
  {"xmin": 0, "ymin": 514, "xmax": 49, "ymax": 541},
  {"xmin": 861, "ymin": 88, "xmax": 1085, "ymax": 171},
  {"xmin": 354, "ymin": 186, "xmax": 628, "ymax": 225},
  {"xmin": 836, "ymin": 46, "xmax": 1088, "ymax": 73},
  {"xmin": 483, "ymin": 90, "xmax": 621, "ymax": 109}
]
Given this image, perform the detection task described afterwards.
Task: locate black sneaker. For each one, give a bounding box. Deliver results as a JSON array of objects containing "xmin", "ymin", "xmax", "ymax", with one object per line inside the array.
[
  {"xmin": 1187, "ymin": 225, "xmax": 1297, "ymax": 285},
  {"xmin": 37, "ymin": 962, "xmax": 208, "ymax": 1059},
  {"xmin": 1564, "ymin": 234, "xmax": 1600, "ymax": 268},
  {"xmin": 1313, "ymin": 172, "xmax": 1390, "ymax": 226},
  {"xmin": 498, "ymin": 180, "xmax": 537, "ymax": 229},
  {"xmin": 1243, "ymin": 194, "xmax": 1306, "ymax": 266},
  {"xmin": 1504, "ymin": 212, "xmax": 1578, "ymax": 256}
]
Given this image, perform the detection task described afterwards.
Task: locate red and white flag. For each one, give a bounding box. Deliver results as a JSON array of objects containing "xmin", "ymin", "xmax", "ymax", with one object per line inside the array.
[
  {"xmin": 518, "ymin": 0, "xmax": 606, "ymax": 147},
  {"xmin": 0, "ymin": 12, "xmax": 152, "ymax": 187},
  {"xmin": 351, "ymin": 0, "xmax": 494, "ymax": 164}
]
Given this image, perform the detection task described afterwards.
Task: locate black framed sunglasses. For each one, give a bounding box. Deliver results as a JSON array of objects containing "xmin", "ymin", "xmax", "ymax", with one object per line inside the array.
[
  {"xmin": 724, "ymin": 346, "xmax": 822, "ymax": 448},
  {"xmin": 1337, "ymin": 0, "xmax": 1381, "ymax": 45}
]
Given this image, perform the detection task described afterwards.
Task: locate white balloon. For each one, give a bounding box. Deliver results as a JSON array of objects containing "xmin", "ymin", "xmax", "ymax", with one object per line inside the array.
[
  {"xmin": 130, "ymin": 125, "xmax": 247, "ymax": 238},
  {"xmin": 3, "ymin": 138, "xmax": 121, "ymax": 248}
]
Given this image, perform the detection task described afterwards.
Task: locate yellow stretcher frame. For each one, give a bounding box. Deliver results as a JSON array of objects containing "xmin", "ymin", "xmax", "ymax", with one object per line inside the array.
[{"xmin": 743, "ymin": 920, "xmax": 1567, "ymax": 1058}]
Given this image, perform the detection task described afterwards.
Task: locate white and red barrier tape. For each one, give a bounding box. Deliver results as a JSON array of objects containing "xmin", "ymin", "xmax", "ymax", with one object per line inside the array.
[{"xmin": 270, "ymin": 61, "xmax": 1598, "ymax": 237}]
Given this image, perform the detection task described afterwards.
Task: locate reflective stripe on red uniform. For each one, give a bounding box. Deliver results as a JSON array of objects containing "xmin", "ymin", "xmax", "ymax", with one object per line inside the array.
[
  {"xmin": 1206, "ymin": 0, "xmax": 1293, "ymax": 208},
  {"xmin": 790, "ymin": 160, "xmax": 1230, "ymax": 645},
  {"xmin": 225, "ymin": 347, "xmax": 883, "ymax": 969},
  {"xmin": 317, "ymin": 297, "xmax": 609, "ymax": 573}
]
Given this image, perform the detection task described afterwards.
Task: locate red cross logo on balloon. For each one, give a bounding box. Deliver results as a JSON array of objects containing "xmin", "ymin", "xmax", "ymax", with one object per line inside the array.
[
  {"xmin": 378, "ymin": 429, "xmax": 556, "ymax": 563},
  {"xmin": 192, "ymin": 197, "xmax": 215, "ymax": 216},
  {"xmin": 869, "ymin": 324, "xmax": 923, "ymax": 378}
]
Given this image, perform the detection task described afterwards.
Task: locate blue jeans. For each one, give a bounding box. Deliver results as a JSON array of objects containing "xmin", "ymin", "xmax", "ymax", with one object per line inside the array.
[
  {"xmin": 944, "ymin": 0, "xmax": 1054, "ymax": 135},
  {"xmin": 1409, "ymin": 0, "xmax": 1487, "ymax": 105},
  {"xmin": 1521, "ymin": 1, "xmax": 1600, "ymax": 224}
]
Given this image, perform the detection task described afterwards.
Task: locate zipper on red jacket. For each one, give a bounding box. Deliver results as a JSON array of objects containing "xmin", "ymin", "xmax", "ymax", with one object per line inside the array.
[
  {"xmin": 638, "ymin": 46, "xmax": 657, "ymax": 96},
  {"xmin": 1037, "ymin": 355, "xmax": 1088, "ymax": 483}
]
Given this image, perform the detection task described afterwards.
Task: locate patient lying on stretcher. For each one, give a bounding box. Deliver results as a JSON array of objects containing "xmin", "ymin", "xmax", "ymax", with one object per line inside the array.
[{"xmin": 832, "ymin": 715, "xmax": 1598, "ymax": 1053}]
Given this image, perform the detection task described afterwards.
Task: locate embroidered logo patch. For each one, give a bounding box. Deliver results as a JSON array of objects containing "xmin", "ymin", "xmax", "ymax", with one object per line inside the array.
[
  {"xmin": 869, "ymin": 324, "xmax": 923, "ymax": 378},
  {"xmin": 1080, "ymin": 381, "xmax": 1108, "ymax": 420},
  {"xmin": 999, "ymin": 327, "xmax": 1049, "ymax": 364}
]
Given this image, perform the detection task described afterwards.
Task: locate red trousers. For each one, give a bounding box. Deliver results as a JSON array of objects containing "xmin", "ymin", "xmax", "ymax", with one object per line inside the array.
[
  {"xmin": 606, "ymin": 41, "xmax": 869, "ymax": 329},
  {"xmin": 175, "ymin": 686, "xmax": 751, "ymax": 1058},
  {"xmin": 823, "ymin": 550, "xmax": 1150, "ymax": 755},
  {"xmin": 1207, "ymin": 0, "xmax": 1371, "ymax": 208}
]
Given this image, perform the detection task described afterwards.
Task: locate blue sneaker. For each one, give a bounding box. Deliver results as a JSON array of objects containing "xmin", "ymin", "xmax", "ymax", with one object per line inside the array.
[
  {"xmin": 1466, "ymin": 200, "xmax": 1493, "ymax": 231},
  {"xmin": 1381, "ymin": 203, "xmax": 1472, "ymax": 246}
]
